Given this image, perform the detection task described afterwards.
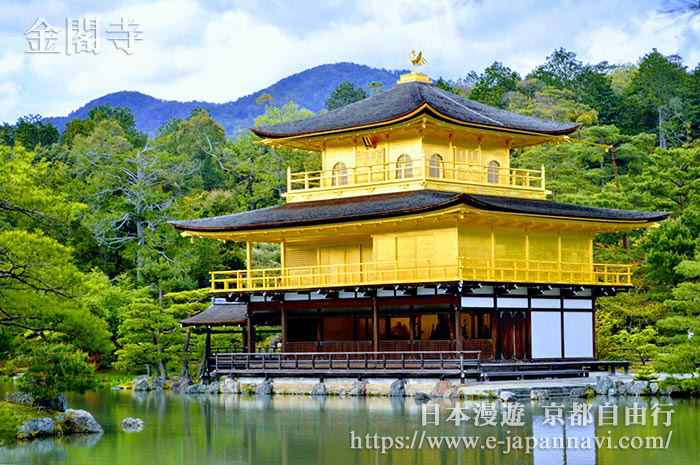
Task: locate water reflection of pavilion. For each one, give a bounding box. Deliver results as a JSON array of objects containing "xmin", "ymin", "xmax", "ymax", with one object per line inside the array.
[{"xmin": 187, "ymin": 395, "xmax": 616, "ymax": 465}]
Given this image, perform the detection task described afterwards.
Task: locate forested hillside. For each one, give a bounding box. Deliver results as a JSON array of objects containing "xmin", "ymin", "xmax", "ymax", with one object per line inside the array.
[
  {"xmin": 41, "ymin": 63, "xmax": 404, "ymax": 136},
  {"xmin": 1, "ymin": 48, "xmax": 699, "ymax": 393}
]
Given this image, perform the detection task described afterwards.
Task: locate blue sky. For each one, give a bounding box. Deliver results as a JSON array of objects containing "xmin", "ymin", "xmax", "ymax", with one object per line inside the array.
[{"xmin": 0, "ymin": 0, "xmax": 699, "ymax": 122}]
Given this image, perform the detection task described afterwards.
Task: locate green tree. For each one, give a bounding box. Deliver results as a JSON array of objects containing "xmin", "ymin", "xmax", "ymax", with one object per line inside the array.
[
  {"xmin": 507, "ymin": 86, "xmax": 598, "ymax": 124},
  {"xmin": 324, "ymin": 81, "xmax": 368, "ymax": 110},
  {"xmin": 612, "ymin": 327, "xmax": 659, "ymax": 365},
  {"xmin": 529, "ymin": 48, "xmax": 583, "ymax": 89},
  {"xmin": 115, "ymin": 296, "xmax": 182, "ymax": 378},
  {"xmin": 627, "ymin": 49, "xmax": 689, "ymax": 148},
  {"xmin": 469, "ymin": 62, "xmax": 521, "ymax": 108},
  {"xmin": 18, "ymin": 344, "xmax": 97, "ymax": 399},
  {"xmin": 10, "ymin": 115, "xmax": 60, "ymax": 150},
  {"xmin": 62, "ymin": 104, "xmax": 147, "ymax": 147},
  {"xmin": 71, "ymin": 120, "xmax": 197, "ymax": 285}
]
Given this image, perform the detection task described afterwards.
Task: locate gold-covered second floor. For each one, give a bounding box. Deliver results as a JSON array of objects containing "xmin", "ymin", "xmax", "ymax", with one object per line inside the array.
[
  {"xmin": 171, "ymin": 187, "xmax": 670, "ymax": 294},
  {"xmin": 210, "ymin": 218, "xmax": 633, "ymax": 293}
]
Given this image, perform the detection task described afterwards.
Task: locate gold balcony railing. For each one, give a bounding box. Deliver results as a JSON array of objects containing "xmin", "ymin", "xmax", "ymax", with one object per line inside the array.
[
  {"xmin": 287, "ymin": 159, "xmax": 545, "ymax": 193},
  {"xmin": 210, "ymin": 258, "xmax": 632, "ymax": 292}
]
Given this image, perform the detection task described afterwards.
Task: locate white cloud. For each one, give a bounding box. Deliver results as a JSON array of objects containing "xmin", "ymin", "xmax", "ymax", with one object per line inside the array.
[
  {"xmin": 0, "ymin": 81, "xmax": 22, "ymax": 121},
  {"xmin": 578, "ymin": 12, "xmax": 688, "ymax": 65},
  {"xmin": 1, "ymin": 0, "xmax": 698, "ymax": 122}
]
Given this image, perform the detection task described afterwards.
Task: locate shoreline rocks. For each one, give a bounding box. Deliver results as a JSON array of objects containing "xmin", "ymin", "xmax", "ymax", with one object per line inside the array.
[
  {"xmin": 14, "ymin": 408, "xmax": 103, "ymax": 442},
  {"xmin": 112, "ymin": 373, "xmax": 680, "ymax": 399},
  {"xmin": 5, "ymin": 391, "xmax": 67, "ymax": 412}
]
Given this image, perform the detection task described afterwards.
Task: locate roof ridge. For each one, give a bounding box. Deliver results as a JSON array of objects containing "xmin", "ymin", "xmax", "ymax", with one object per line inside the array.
[{"xmin": 423, "ymin": 85, "xmax": 504, "ymax": 126}]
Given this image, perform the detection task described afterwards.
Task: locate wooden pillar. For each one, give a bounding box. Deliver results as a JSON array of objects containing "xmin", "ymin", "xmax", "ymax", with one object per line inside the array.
[
  {"xmin": 280, "ymin": 302, "xmax": 287, "ymax": 352},
  {"xmin": 246, "ymin": 313, "xmax": 255, "ymax": 353},
  {"xmin": 316, "ymin": 315, "xmax": 323, "ymax": 352},
  {"xmin": 372, "ymin": 298, "xmax": 379, "ymax": 353},
  {"xmin": 204, "ymin": 326, "xmax": 211, "ymax": 382},
  {"xmin": 409, "ymin": 313, "xmax": 415, "ymax": 350},
  {"xmin": 455, "ymin": 307, "xmax": 463, "ymax": 352}
]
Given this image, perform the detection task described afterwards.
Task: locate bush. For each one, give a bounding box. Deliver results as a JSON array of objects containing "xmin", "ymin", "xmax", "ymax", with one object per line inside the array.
[
  {"xmin": 18, "ymin": 344, "xmax": 97, "ymax": 399},
  {"xmin": 634, "ymin": 365, "xmax": 659, "ymax": 381},
  {"xmin": 0, "ymin": 359, "xmax": 18, "ymax": 377},
  {"xmin": 654, "ymin": 342, "xmax": 700, "ymax": 376},
  {"xmin": 659, "ymin": 376, "xmax": 700, "ymax": 397}
]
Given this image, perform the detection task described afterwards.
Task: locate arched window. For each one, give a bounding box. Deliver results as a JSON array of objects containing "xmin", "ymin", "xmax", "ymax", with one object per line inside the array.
[
  {"xmin": 332, "ymin": 162, "xmax": 348, "ymax": 186},
  {"xmin": 429, "ymin": 153, "xmax": 443, "ymax": 178},
  {"xmin": 487, "ymin": 160, "xmax": 500, "ymax": 184},
  {"xmin": 396, "ymin": 154, "xmax": 413, "ymax": 179}
]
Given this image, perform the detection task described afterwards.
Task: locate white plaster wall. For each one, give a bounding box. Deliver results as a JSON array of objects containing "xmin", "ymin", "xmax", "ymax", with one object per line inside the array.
[
  {"xmin": 531, "ymin": 311, "xmax": 562, "ymax": 358},
  {"xmin": 564, "ymin": 312, "xmax": 594, "ymax": 358}
]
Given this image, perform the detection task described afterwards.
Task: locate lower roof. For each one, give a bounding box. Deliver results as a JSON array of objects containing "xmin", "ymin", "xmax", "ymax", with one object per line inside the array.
[
  {"xmin": 169, "ymin": 190, "xmax": 671, "ymax": 233},
  {"xmin": 180, "ymin": 303, "xmax": 247, "ymax": 326}
]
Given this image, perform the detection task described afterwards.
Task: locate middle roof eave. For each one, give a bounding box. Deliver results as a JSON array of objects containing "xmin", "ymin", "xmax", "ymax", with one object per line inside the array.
[{"xmin": 168, "ymin": 190, "xmax": 671, "ymax": 233}]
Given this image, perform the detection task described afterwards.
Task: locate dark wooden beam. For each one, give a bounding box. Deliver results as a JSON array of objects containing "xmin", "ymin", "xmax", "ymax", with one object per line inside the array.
[
  {"xmin": 281, "ymin": 302, "xmax": 287, "ymax": 352},
  {"xmin": 372, "ymin": 297, "xmax": 379, "ymax": 353}
]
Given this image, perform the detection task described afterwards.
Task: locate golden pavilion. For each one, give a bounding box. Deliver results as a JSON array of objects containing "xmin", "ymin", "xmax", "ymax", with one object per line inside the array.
[{"xmin": 172, "ymin": 63, "xmax": 669, "ymax": 380}]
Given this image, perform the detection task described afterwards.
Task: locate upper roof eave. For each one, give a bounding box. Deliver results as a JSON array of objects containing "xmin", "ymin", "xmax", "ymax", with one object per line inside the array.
[{"xmin": 250, "ymin": 104, "xmax": 582, "ymax": 141}]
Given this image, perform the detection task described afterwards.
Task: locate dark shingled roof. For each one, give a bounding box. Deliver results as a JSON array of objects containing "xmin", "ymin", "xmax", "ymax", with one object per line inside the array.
[
  {"xmin": 169, "ymin": 190, "xmax": 671, "ymax": 232},
  {"xmin": 180, "ymin": 303, "xmax": 248, "ymax": 326},
  {"xmin": 251, "ymin": 80, "xmax": 581, "ymax": 138}
]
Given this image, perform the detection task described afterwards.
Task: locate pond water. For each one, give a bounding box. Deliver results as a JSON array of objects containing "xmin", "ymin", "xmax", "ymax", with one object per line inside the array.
[{"xmin": 0, "ymin": 383, "xmax": 697, "ymax": 465}]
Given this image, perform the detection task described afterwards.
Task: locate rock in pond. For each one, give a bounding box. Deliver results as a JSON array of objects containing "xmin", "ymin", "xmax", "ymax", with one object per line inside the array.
[
  {"xmin": 169, "ymin": 376, "xmax": 192, "ymax": 392},
  {"xmin": 414, "ymin": 392, "xmax": 430, "ymax": 403},
  {"xmin": 389, "ymin": 379, "xmax": 405, "ymax": 397},
  {"xmin": 430, "ymin": 380, "xmax": 458, "ymax": 398},
  {"xmin": 595, "ymin": 376, "xmax": 615, "ymax": 395},
  {"xmin": 629, "ymin": 381, "xmax": 648, "ymax": 396},
  {"xmin": 569, "ymin": 387, "xmax": 587, "ymax": 398},
  {"xmin": 310, "ymin": 383, "xmax": 328, "ymax": 396},
  {"xmin": 205, "ymin": 382, "xmax": 221, "ymax": 394},
  {"xmin": 19, "ymin": 418, "xmax": 55, "ymax": 438},
  {"xmin": 57, "ymin": 409, "xmax": 103, "ymax": 434},
  {"xmin": 184, "ymin": 383, "xmax": 207, "ymax": 394},
  {"xmin": 347, "ymin": 380, "xmax": 367, "ymax": 397},
  {"xmin": 120, "ymin": 417, "xmax": 146, "ymax": 433},
  {"xmin": 256, "ymin": 379, "xmax": 274, "ymax": 396},
  {"xmin": 133, "ymin": 378, "xmax": 150, "ymax": 392},
  {"xmin": 151, "ymin": 377, "xmax": 164, "ymax": 391},
  {"xmin": 220, "ymin": 377, "xmax": 240, "ymax": 394},
  {"xmin": 498, "ymin": 391, "xmax": 516, "ymax": 402}
]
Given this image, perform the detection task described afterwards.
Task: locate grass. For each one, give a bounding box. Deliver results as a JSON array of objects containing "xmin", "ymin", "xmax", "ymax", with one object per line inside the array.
[
  {"xmin": 94, "ymin": 370, "xmax": 137, "ymax": 389},
  {"xmin": 0, "ymin": 401, "xmax": 53, "ymax": 446}
]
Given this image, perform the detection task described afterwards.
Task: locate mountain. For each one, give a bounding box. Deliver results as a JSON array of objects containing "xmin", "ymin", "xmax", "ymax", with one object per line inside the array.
[{"xmin": 45, "ymin": 63, "xmax": 405, "ymax": 137}]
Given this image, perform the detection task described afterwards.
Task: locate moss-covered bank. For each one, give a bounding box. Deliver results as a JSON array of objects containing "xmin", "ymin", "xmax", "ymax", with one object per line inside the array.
[{"xmin": 0, "ymin": 401, "xmax": 54, "ymax": 446}]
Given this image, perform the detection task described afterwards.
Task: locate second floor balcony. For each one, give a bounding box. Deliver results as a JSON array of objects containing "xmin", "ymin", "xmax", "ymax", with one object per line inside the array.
[
  {"xmin": 285, "ymin": 157, "xmax": 548, "ymax": 202},
  {"xmin": 210, "ymin": 257, "xmax": 632, "ymax": 293}
]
